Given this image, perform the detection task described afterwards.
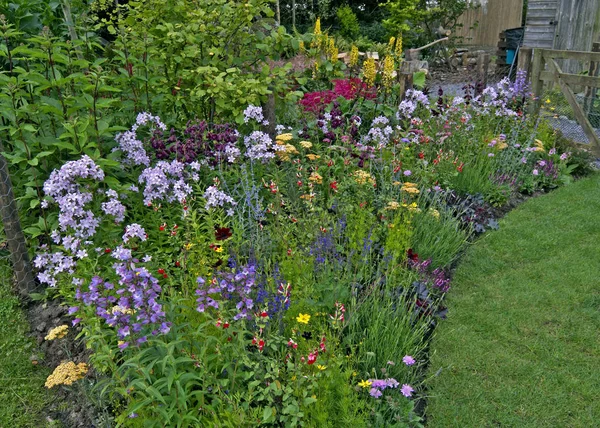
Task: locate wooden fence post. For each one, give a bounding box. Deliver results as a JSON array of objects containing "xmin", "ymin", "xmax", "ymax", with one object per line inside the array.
[
  {"xmin": 399, "ymin": 73, "xmax": 413, "ymax": 99},
  {"xmin": 477, "ymin": 53, "xmax": 490, "ymax": 88},
  {"xmin": 517, "ymin": 47, "xmax": 533, "ymax": 77},
  {"xmin": 0, "ymin": 138, "xmax": 36, "ymax": 300},
  {"xmin": 529, "ymin": 48, "xmax": 544, "ymax": 116}
]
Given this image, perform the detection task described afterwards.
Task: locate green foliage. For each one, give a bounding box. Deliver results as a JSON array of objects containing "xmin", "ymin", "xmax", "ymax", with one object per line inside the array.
[
  {"xmin": 336, "ymin": 5, "xmax": 360, "ymax": 39},
  {"xmin": 383, "ymin": 0, "xmax": 473, "ymax": 46},
  {"xmin": 108, "ymin": 0, "xmax": 297, "ymax": 123}
]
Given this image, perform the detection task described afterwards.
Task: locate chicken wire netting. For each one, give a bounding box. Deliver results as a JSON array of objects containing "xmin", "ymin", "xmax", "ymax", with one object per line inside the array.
[
  {"xmin": 539, "ymin": 84, "xmax": 600, "ymax": 145},
  {"xmin": 0, "ymin": 154, "xmax": 36, "ymax": 295}
]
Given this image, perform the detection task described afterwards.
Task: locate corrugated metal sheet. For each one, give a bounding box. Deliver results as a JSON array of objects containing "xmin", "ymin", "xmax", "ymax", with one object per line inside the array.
[{"xmin": 454, "ymin": 0, "xmax": 523, "ymax": 46}]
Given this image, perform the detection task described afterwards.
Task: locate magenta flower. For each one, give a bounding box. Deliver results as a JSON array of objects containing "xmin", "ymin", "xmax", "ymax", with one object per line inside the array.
[{"xmin": 401, "ymin": 384, "xmax": 414, "ymax": 397}]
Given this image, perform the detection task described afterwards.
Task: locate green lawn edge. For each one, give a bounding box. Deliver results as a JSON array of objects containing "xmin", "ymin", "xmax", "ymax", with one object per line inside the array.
[
  {"xmin": 0, "ymin": 261, "xmax": 53, "ymax": 427},
  {"xmin": 427, "ymin": 173, "xmax": 600, "ymax": 427}
]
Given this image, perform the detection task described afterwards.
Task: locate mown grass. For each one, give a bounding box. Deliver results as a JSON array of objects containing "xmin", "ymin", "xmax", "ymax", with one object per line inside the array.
[
  {"xmin": 427, "ymin": 173, "xmax": 600, "ymax": 427},
  {"xmin": 0, "ymin": 258, "xmax": 53, "ymax": 427}
]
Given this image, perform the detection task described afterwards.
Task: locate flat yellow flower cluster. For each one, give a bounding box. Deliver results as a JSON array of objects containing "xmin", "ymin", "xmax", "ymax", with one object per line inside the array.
[
  {"xmin": 401, "ymin": 182, "xmax": 420, "ymax": 194},
  {"xmin": 299, "ymin": 141, "xmax": 313, "ymax": 149},
  {"xmin": 353, "ymin": 170, "xmax": 376, "ymax": 186},
  {"xmin": 386, "ymin": 201, "xmax": 400, "ymax": 210},
  {"xmin": 45, "ymin": 325, "xmax": 68, "ymax": 341},
  {"xmin": 45, "ymin": 361, "xmax": 89, "ymax": 388}
]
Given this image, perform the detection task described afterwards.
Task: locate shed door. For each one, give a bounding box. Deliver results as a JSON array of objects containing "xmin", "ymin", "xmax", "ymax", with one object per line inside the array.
[{"xmin": 523, "ymin": 0, "xmax": 559, "ymax": 48}]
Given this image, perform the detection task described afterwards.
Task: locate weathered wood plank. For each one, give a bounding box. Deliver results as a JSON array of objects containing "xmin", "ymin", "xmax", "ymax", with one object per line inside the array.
[
  {"xmin": 530, "ymin": 48, "xmax": 544, "ymax": 115},
  {"xmin": 542, "ymin": 49, "xmax": 600, "ymax": 62},
  {"xmin": 539, "ymin": 71, "xmax": 600, "ymax": 88}
]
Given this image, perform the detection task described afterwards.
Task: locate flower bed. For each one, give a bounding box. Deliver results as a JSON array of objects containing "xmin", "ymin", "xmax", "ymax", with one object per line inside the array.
[{"xmin": 34, "ymin": 76, "xmax": 586, "ymax": 426}]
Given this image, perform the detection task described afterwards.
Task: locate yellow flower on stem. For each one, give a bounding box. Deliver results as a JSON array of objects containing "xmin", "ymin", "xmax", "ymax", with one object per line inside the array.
[
  {"xmin": 299, "ymin": 141, "xmax": 313, "ymax": 149},
  {"xmin": 317, "ymin": 365, "xmax": 327, "ymax": 371},
  {"xmin": 363, "ymin": 57, "xmax": 376, "ymax": 87},
  {"xmin": 45, "ymin": 361, "xmax": 89, "ymax": 388},
  {"xmin": 358, "ymin": 379, "xmax": 372, "ymax": 388},
  {"xmin": 296, "ymin": 313, "xmax": 311, "ymax": 324},
  {"xmin": 382, "ymin": 56, "xmax": 395, "ymax": 91},
  {"xmin": 349, "ymin": 45, "xmax": 359, "ymax": 67}
]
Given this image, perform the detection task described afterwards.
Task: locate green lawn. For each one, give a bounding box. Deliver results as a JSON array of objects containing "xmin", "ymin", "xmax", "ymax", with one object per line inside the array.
[
  {"xmin": 427, "ymin": 174, "xmax": 600, "ymax": 427},
  {"xmin": 0, "ymin": 259, "xmax": 53, "ymax": 427}
]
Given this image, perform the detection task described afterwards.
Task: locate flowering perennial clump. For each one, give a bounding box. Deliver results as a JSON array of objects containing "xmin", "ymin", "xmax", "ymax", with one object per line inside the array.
[{"xmin": 74, "ymin": 264, "xmax": 170, "ymax": 350}]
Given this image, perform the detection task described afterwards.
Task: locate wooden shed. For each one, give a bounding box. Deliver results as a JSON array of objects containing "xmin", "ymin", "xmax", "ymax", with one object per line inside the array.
[{"xmin": 523, "ymin": 0, "xmax": 600, "ymax": 72}]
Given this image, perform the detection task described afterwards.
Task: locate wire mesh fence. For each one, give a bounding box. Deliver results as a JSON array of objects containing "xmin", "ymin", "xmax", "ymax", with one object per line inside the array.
[
  {"xmin": 539, "ymin": 85, "xmax": 600, "ymax": 146},
  {"xmin": 0, "ymin": 145, "xmax": 36, "ymax": 299}
]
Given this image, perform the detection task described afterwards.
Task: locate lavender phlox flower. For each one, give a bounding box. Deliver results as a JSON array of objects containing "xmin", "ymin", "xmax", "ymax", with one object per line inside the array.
[
  {"xmin": 203, "ymin": 185, "xmax": 237, "ymax": 210},
  {"xmin": 243, "ymin": 131, "xmax": 277, "ymax": 162},
  {"xmin": 138, "ymin": 160, "xmax": 192, "ymax": 206},
  {"xmin": 33, "ymin": 251, "xmax": 76, "ymax": 287},
  {"xmin": 43, "ymin": 156, "xmax": 105, "ymax": 239},
  {"xmin": 123, "ymin": 223, "xmax": 147, "ymax": 243},
  {"xmin": 243, "ymin": 104, "xmax": 269, "ymax": 126},
  {"xmin": 112, "ymin": 246, "xmax": 132, "ymax": 261},
  {"xmin": 101, "ymin": 190, "xmax": 126, "ymax": 223}
]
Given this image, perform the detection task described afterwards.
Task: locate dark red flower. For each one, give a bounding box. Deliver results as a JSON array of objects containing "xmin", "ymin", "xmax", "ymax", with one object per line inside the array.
[{"xmin": 214, "ymin": 226, "xmax": 233, "ymax": 241}]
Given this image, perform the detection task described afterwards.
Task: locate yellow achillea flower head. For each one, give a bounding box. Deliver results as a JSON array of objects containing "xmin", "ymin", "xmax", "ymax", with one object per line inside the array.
[
  {"xmin": 362, "ymin": 57, "xmax": 376, "ymax": 87},
  {"xmin": 401, "ymin": 182, "xmax": 420, "ymax": 194},
  {"xmin": 45, "ymin": 325, "xmax": 68, "ymax": 341},
  {"xmin": 353, "ymin": 170, "xmax": 376, "ymax": 186},
  {"xmin": 382, "ymin": 56, "xmax": 395, "ymax": 90},
  {"xmin": 45, "ymin": 361, "xmax": 89, "ymax": 388},
  {"xmin": 296, "ymin": 313, "xmax": 311, "ymax": 324},
  {"xmin": 358, "ymin": 379, "xmax": 372, "ymax": 388},
  {"xmin": 299, "ymin": 141, "xmax": 313, "ymax": 149},
  {"xmin": 306, "ymin": 153, "xmax": 320, "ymax": 161},
  {"xmin": 349, "ymin": 45, "xmax": 359, "ymax": 67},
  {"xmin": 276, "ymin": 133, "xmax": 293, "ymax": 142},
  {"xmin": 386, "ymin": 201, "xmax": 400, "ymax": 210}
]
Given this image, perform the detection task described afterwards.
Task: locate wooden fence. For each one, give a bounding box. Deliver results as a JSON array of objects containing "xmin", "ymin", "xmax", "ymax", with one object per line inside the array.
[
  {"xmin": 522, "ymin": 47, "xmax": 600, "ymax": 156},
  {"xmin": 454, "ymin": 0, "xmax": 523, "ymax": 46}
]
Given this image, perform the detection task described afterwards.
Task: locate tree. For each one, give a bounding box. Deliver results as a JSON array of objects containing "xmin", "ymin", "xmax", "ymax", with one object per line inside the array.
[{"xmin": 382, "ymin": 0, "xmax": 476, "ymax": 46}]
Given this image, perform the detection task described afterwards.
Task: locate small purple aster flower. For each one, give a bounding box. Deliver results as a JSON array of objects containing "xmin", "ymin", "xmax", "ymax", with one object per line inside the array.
[
  {"xmin": 401, "ymin": 384, "xmax": 414, "ymax": 397},
  {"xmin": 369, "ymin": 387, "xmax": 383, "ymax": 398},
  {"xmin": 533, "ymin": 169, "xmax": 539, "ymax": 176},
  {"xmin": 403, "ymin": 170, "xmax": 412, "ymax": 176},
  {"xmin": 402, "ymin": 355, "xmax": 416, "ymax": 366}
]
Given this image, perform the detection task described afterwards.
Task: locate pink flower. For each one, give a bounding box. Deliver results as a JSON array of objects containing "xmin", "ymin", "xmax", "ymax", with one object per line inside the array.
[
  {"xmin": 401, "ymin": 384, "xmax": 414, "ymax": 397},
  {"xmin": 402, "ymin": 355, "xmax": 416, "ymax": 366}
]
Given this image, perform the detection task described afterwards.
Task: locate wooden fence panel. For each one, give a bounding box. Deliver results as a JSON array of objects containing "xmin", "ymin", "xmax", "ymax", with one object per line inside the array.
[{"xmin": 454, "ymin": 0, "xmax": 523, "ymax": 46}]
